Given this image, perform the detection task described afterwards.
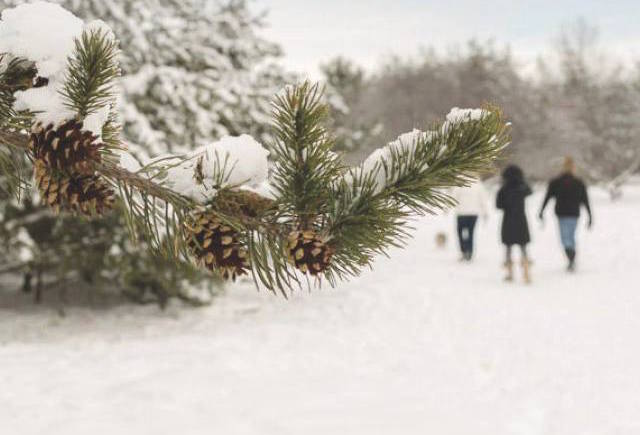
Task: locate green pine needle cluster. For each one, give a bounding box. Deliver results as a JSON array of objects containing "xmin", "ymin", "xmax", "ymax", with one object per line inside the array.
[
  {"xmin": 0, "ymin": 56, "xmax": 34, "ymax": 199},
  {"xmin": 113, "ymin": 160, "xmax": 194, "ymax": 262},
  {"xmin": 61, "ymin": 28, "xmax": 120, "ymax": 119},
  {"xmin": 271, "ymin": 82, "xmax": 342, "ymax": 227}
]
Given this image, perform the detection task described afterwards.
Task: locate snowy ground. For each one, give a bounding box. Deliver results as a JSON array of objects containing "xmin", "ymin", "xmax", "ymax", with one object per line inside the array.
[{"xmin": 1, "ymin": 186, "xmax": 639, "ymax": 435}]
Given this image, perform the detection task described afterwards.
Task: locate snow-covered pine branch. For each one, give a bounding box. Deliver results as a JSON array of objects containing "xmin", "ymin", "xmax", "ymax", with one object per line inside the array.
[
  {"xmin": 324, "ymin": 106, "xmax": 508, "ymax": 282},
  {"xmin": 0, "ymin": 2, "xmax": 509, "ymax": 294}
]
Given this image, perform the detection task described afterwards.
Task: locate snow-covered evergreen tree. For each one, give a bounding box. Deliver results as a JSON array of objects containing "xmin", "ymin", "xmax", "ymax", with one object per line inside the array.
[{"xmin": 4, "ymin": 0, "xmax": 288, "ymax": 153}]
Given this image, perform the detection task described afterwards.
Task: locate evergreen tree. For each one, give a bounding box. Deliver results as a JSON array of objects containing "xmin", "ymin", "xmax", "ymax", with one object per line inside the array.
[{"xmin": 73, "ymin": 0, "xmax": 285, "ymax": 153}]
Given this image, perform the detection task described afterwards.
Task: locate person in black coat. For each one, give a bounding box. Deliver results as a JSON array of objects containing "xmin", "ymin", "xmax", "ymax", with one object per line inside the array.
[
  {"xmin": 539, "ymin": 156, "xmax": 592, "ymax": 271},
  {"xmin": 496, "ymin": 165, "xmax": 532, "ymax": 283}
]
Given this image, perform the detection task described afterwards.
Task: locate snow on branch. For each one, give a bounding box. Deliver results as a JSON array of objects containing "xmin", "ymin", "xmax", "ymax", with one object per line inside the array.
[
  {"xmin": 0, "ymin": 2, "xmax": 81, "ymax": 126},
  {"xmin": 162, "ymin": 135, "xmax": 270, "ymax": 203},
  {"xmin": 351, "ymin": 107, "xmax": 496, "ymax": 195}
]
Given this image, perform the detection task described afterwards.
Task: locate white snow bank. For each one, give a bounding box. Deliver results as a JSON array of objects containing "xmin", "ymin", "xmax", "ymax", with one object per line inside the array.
[
  {"xmin": 0, "ymin": 2, "xmax": 116, "ymax": 134},
  {"xmin": 165, "ymin": 134, "xmax": 269, "ymax": 203}
]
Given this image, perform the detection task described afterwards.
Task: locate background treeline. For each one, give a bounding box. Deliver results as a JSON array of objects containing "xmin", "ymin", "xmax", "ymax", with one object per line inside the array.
[{"xmin": 328, "ymin": 20, "xmax": 640, "ymax": 197}]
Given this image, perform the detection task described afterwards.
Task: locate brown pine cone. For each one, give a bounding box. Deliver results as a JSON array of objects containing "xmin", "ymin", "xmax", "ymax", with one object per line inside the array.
[
  {"xmin": 185, "ymin": 210, "xmax": 249, "ymax": 281},
  {"xmin": 286, "ymin": 230, "xmax": 334, "ymax": 275},
  {"xmin": 30, "ymin": 119, "xmax": 103, "ymax": 174},
  {"xmin": 34, "ymin": 160, "xmax": 115, "ymax": 216}
]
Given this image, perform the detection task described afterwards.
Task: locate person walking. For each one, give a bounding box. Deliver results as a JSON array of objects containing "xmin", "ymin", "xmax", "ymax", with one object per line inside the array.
[
  {"xmin": 496, "ymin": 165, "xmax": 532, "ymax": 283},
  {"xmin": 538, "ymin": 156, "xmax": 593, "ymax": 272},
  {"xmin": 452, "ymin": 180, "xmax": 489, "ymax": 261}
]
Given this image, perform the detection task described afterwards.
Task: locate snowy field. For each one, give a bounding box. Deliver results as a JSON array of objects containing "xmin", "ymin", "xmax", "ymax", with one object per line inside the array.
[{"xmin": 1, "ymin": 186, "xmax": 639, "ymax": 435}]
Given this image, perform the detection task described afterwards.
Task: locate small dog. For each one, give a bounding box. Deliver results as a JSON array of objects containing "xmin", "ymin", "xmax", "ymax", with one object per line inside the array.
[{"xmin": 435, "ymin": 232, "xmax": 447, "ymax": 249}]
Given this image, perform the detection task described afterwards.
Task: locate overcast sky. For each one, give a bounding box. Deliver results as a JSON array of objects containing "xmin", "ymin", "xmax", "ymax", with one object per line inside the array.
[{"xmin": 252, "ymin": 0, "xmax": 640, "ymax": 75}]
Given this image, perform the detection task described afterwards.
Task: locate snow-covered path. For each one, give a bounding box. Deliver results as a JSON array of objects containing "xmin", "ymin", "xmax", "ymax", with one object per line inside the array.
[{"xmin": 2, "ymin": 188, "xmax": 639, "ymax": 434}]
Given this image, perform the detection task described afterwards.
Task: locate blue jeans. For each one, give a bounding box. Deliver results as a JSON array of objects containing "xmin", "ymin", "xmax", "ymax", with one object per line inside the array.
[
  {"xmin": 558, "ymin": 217, "xmax": 578, "ymax": 250},
  {"xmin": 457, "ymin": 215, "xmax": 478, "ymax": 256}
]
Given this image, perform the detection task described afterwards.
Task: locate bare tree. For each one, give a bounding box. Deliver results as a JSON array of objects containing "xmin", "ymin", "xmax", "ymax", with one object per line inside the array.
[{"xmin": 550, "ymin": 20, "xmax": 640, "ymax": 198}]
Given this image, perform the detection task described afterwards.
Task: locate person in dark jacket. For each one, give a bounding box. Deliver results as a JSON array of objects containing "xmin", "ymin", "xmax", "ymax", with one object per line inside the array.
[
  {"xmin": 539, "ymin": 156, "xmax": 593, "ymax": 271},
  {"xmin": 496, "ymin": 165, "xmax": 532, "ymax": 283}
]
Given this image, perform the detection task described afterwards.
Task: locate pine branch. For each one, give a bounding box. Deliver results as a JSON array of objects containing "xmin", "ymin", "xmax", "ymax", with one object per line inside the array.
[
  {"xmin": 0, "ymin": 87, "xmax": 12, "ymax": 126},
  {"xmin": 377, "ymin": 108, "xmax": 508, "ymax": 212},
  {"xmin": 0, "ymin": 58, "xmax": 28, "ymax": 198},
  {"xmin": 100, "ymin": 106, "xmax": 122, "ymax": 149},
  {"xmin": 325, "ymin": 170, "xmax": 411, "ymax": 283},
  {"xmin": 61, "ymin": 29, "xmax": 120, "ymax": 119},
  {"xmin": 0, "ymin": 56, "xmax": 36, "ymax": 132},
  {"xmin": 0, "ymin": 79, "xmax": 508, "ymax": 295},
  {"xmin": 324, "ymin": 108, "xmax": 510, "ymax": 281},
  {"xmin": 270, "ymin": 81, "xmax": 343, "ymax": 229},
  {"xmin": 102, "ymin": 158, "xmax": 197, "ymax": 260},
  {"xmin": 0, "ymin": 145, "xmax": 28, "ymax": 200},
  {"xmin": 0, "ymin": 2, "xmax": 512, "ymax": 297},
  {"xmin": 0, "ymin": 56, "xmax": 38, "ymax": 96}
]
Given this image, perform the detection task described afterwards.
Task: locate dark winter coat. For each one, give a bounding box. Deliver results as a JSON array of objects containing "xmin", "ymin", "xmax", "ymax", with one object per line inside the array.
[
  {"xmin": 540, "ymin": 172, "xmax": 592, "ymax": 219},
  {"xmin": 496, "ymin": 166, "xmax": 532, "ymax": 246}
]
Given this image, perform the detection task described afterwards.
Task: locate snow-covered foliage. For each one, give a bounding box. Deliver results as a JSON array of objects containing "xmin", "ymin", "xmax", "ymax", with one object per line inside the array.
[
  {"xmin": 355, "ymin": 108, "xmax": 485, "ymax": 193},
  {"xmin": 444, "ymin": 107, "xmax": 486, "ymax": 125},
  {"xmin": 357, "ymin": 129, "xmax": 430, "ymax": 193},
  {"xmin": 0, "ymin": 1, "xmax": 115, "ymax": 134},
  {"xmin": 2, "ymin": 0, "xmax": 288, "ymax": 154},
  {"xmin": 163, "ymin": 135, "xmax": 270, "ymax": 203},
  {"xmin": 115, "ymin": 133, "xmax": 270, "ymax": 203}
]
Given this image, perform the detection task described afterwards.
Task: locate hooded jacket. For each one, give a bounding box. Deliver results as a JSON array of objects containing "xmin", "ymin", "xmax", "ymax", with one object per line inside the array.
[{"xmin": 496, "ymin": 166, "xmax": 532, "ymax": 245}]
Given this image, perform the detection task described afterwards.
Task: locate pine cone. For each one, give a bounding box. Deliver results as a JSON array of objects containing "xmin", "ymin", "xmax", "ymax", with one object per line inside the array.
[
  {"xmin": 286, "ymin": 230, "xmax": 333, "ymax": 275},
  {"xmin": 30, "ymin": 119, "xmax": 103, "ymax": 174},
  {"xmin": 34, "ymin": 160, "xmax": 115, "ymax": 216},
  {"xmin": 185, "ymin": 210, "xmax": 249, "ymax": 281}
]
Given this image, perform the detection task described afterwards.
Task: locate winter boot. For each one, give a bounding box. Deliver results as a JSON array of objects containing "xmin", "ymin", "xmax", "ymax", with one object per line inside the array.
[
  {"xmin": 504, "ymin": 261, "xmax": 514, "ymax": 282},
  {"xmin": 565, "ymin": 248, "xmax": 576, "ymax": 272},
  {"xmin": 521, "ymin": 258, "xmax": 532, "ymax": 284}
]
